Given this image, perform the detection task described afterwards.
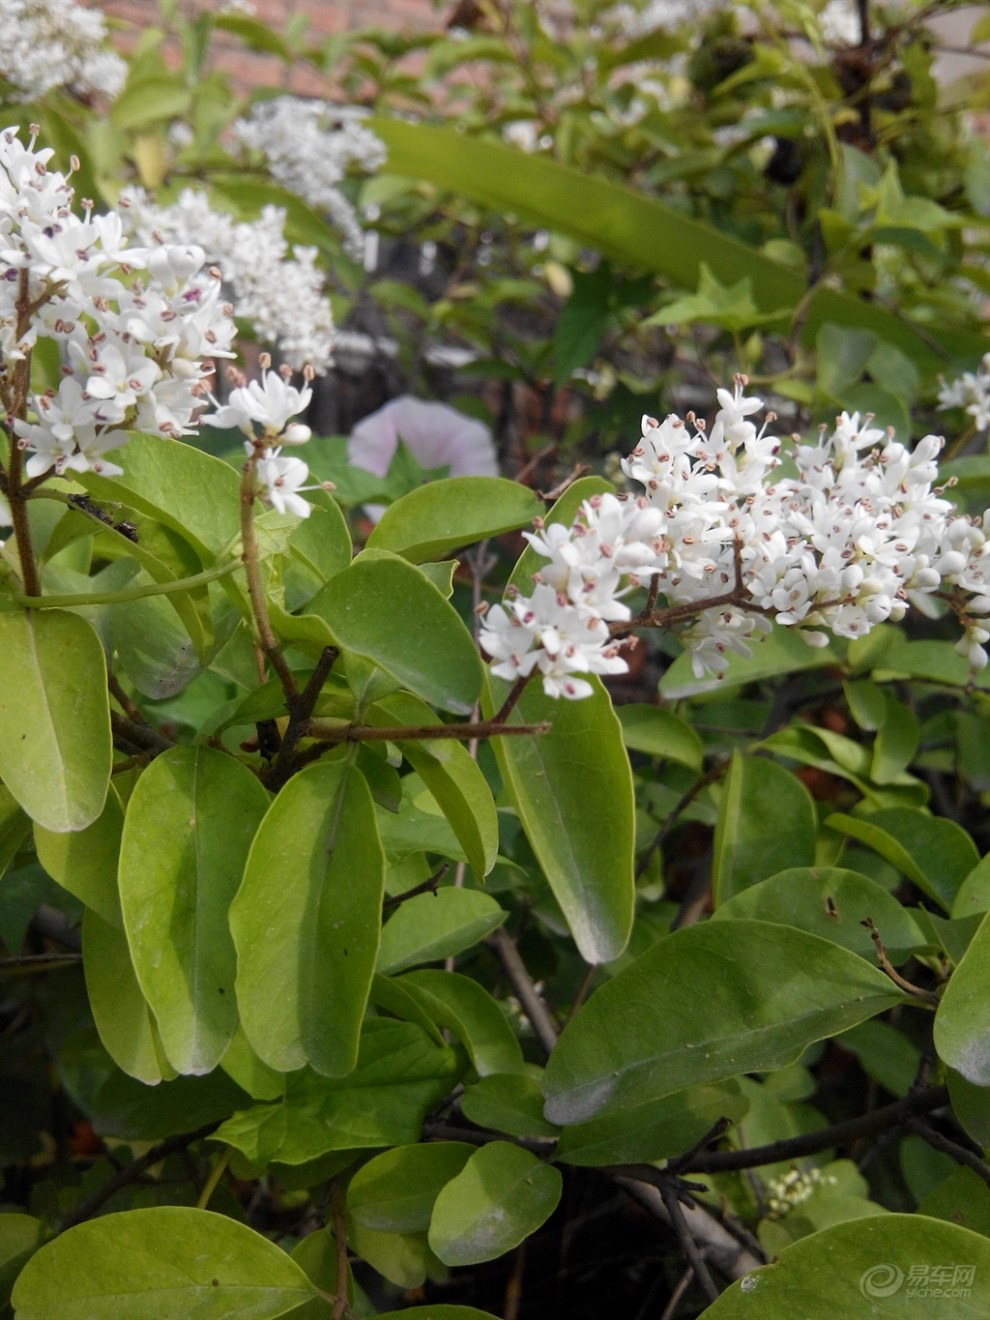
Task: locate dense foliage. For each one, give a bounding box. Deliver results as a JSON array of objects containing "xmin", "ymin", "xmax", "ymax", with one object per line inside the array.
[{"xmin": 1, "ymin": 2, "xmax": 988, "ymax": 1318}]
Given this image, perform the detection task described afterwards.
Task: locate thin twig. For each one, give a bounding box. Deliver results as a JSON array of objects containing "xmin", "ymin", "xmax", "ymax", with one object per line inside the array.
[
  {"xmin": 685, "ymin": 1085, "xmax": 950, "ymax": 1173},
  {"xmin": 658, "ymin": 1177, "xmax": 720, "ymax": 1305},
  {"xmin": 330, "ymin": 1181, "xmax": 349, "ymax": 1320},
  {"xmin": 382, "ymin": 864, "xmax": 449, "ymax": 912},
  {"xmin": 267, "ymin": 645, "xmax": 339, "ymax": 790},
  {"xmin": 59, "ymin": 1122, "xmax": 220, "ymax": 1230},
  {"xmin": 907, "ymin": 1116, "xmax": 990, "ymax": 1190},
  {"xmin": 862, "ymin": 919, "xmax": 939, "ymax": 1005},
  {"xmin": 485, "ymin": 926, "xmax": 559, "ymax": 1057}
]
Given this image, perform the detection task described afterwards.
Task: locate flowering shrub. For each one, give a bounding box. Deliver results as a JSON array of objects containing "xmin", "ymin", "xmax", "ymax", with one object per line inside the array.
[{"xmin": 1, "ymin": 5, "xmax": 989, "ymax": 1320}]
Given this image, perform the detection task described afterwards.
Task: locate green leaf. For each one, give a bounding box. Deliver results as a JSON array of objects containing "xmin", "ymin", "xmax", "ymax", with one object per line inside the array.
[
  {"xmin": 555, "ymin": 1081, "xmax": 748, "ymax": 1167},
  {"xmin": 542, "ymin": 921, "xmax": 907, "ymax": 1125},
  {"xmin": 118, "ymin": 746, "xmax": 270, "ymax": 1075},
  {"xmin": 0, "ymin": 787, "xmax": 30, "ymax": 883},
  {"xmin": 79, "ymin": 435, "xmax": 241, "ymax": 562},
  {"xmin": 83, "ymin": 908, "xmax": 175, "ymax": 1086},
  {"xmin": 366, "ymin": 477, "xmax": 542, "ymax": 563},
  {"xmin": 934, "ymin": 912, "xmax": 990, "ymax": 1086},
  {"xmin": 214, "ymin": 1020, "xmax": 463, "ymax": 1162},
  {"xmin": 347, "ymin": 1143, "xmax": 475, "ymax": 1233},
  {"xmin": 712, "ymin": 754, "xmax": 818, "ymax": 907},
  {"xmin": 368, "ymin": 692, "xmax": 499, "ymax": 877},
  {"xmin": 700, "ymin": 1215, "xmax": 989, "ymax": 1318},
  {"xmin": 0, "ymin": 1213, "xmax": 41, "ymax": 1305},
  {"xmin": 377, "ymin": 888, "xmax": 506, "ymax": 975},
  {"xmin": 953, "ymin": 854, "xmax": 990, "ymax": 920},
  {"xmin": 0, "ymin": 609, "xmax": 111, "ymax": 832},
  {"xmin": 825, "ymin": 809, "xmax": 979, "ymax": 912},
  {"xmin": 660, "ymin": 624, "xmax": 839, "ymax": 699},
  {"xmin": 33, "ymin": 785, "xmax": 124, "ymax": 926},
  {"xmin": 370, "ymin": 120, "xmax": 985, "ymax": 367},
  {"xmin": 230, "ymin": 759, "xmax": 385, "ymax": 1077},
  {"xmin": 553, "ymin": 262, "xmax": 613, "ymax": 382},
  {"xmin": 307, "ymin": 554, "xmax": 483, "ymax": 715},
  {"xmin": 948, "ymin": 1068, "xmax": 990, "ymax": 1148},
  {"xmin": 11, "ymin": 1207, "xmax": 317, "ymax": 1320},
  {"xmin": 396, "ymin": 969, "xmax": 524, "ymax": 1076},
  {"xmin": 459, "ymin": 1072, "xmax": 561, "ymax": 1141},
  {"xmin": 375, "ymin": 1309, "xmax": 500, "ymax": 1320},
  {"xmin": 647, "ymin": 264, "xmax": 788, "ymax": 331},
  {"xmin": 616, "ymin": 704, "xmax": 703, "ymax": 770},
  {"xmin": 711, "ymin": 868, "xmax": 927, "ymax": 965},
  {"xmin": 110, "ymin": 77, "xmax": 191, "ymax": 130},
  {"xmin": 486, "ymin": 672, "xmax": 635, "ymax": 965},
  {"xmin": 428, "ymin": 1142, "xmax": 562, "ymax": 1266}
]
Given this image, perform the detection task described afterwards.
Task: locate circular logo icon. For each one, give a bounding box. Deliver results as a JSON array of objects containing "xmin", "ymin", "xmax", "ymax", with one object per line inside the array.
[{"xmin": 859, "ymin": 1264, "xmax": 905, "ymax": 1298}]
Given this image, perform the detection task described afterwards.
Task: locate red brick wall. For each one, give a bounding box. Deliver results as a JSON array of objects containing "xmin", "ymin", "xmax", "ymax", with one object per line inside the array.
[{"xmin": 85, "ymin": 0, "xmax": 445, "ymax": 95}]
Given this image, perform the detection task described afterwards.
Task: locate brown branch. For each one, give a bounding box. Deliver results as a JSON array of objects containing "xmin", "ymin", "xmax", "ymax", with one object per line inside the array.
[
  {"xmin": 330, "ymin": 1181, "xmax": 349, "ymax": 1320},
  {"xmin": 305, "ymin": 716, "xmax": 550, "ymax": 745},
  {"xmin": 684, "ymin": 1085, "xmax": 950, "ymax": 1174},
  {"xmin": 382, "ymin": 863, "xmax": 449, "ymax": 912},
  {"xmin": 613, "ymin": 1177, "xmax": 763, "ymax": 1281},
  {"xmin": 907, "ymin": 1116, "xmax": 990, "ymax": 1190},
  {"xmin": 267, "ymin": 645, "xmax": 339, "ymax": 790},
  {"xmin": 658, "ymin": 1176, "xmax": 720, "ymax": 1304},
  {"xmin": 862, "ymin": 919, "xmax": 939, "ymax": 1005},
  {"xmin": 59, "ymin": 1122, "xmax": 220, "ymax": 1230},
  {"xmin": 240, "ymin": 447, "xmax": 297, "ymax": 702},
  {"xmin": 485, "ymin": 926, "xmax": 560, "ymax": 1057}
]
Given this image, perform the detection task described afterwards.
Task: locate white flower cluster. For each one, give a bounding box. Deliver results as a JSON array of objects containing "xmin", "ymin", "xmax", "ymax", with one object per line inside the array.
[
  {"xmin": 202, "ymin": 368, "xmax": 317, "ymax": 519},
  {"xmin": 481, "ymin": 378, "xmax": 990, "ymax": 698},
  {"xmin": 0, "ymin": 0, "xmax": 126, "ymax": 102},
  {"xmin": 118, "ymin": 187, "xmax": 335, "ymax": 374},
  {"xmin": 232, "ymin": 99, "xmax": 387, "ymax": 260},
  {"xmin": 765, "ymin": 1166, "xmax": 838, "ymax": 1220},
  {"xmin": 938, "ymin": 352, "xmax": 990, "ymax": 435},
  {"xmin": 1, "ymin": 126, "xmax": 236, "ymax": 478}
]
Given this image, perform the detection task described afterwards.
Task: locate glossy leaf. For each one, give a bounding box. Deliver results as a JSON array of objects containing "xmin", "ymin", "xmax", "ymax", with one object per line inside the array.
[
  {"xmin": 542, "ymin": 921, "xmax": 907, "ymax": 1125},
  {"xmin": 486, "ymin": 671, "xmax": 635, "ymax": 964},
  {"xmin": 460, "ymin": 1072, "xmax": 561, "ymax": 1142},
  {"xmin": 933, "ymin": 912, "xmax": 990, "ymax": 1086},
  {"xmin": 0, "ymin": 787, "xmax": 30, "ymax": 883},
  {"xmin": 377, "ymin": 888, "xmax": 506, "ymax": 975},
  {"xmin": 231, "ymin": 759, "xmax": 385, "ymax": 1077},
  {"xmin": 712, "ymin": 868, "xmax": 927, "ymax": 964},
  {"xmin": 308, "ymin": 553, "xmax": 483, "ymax": 715},
  {"xmin": 369, "ymin": 692, "xmax": 499, "ymax": 877},
  {"xmin": 396, "ymin": 969, "xmax": 524, "ymax": 1075},
  {"xmin": 119, "ymin": 745, "xmax": 270, "ymax": 1075},
  {"xmin": 712, "ymin": 753, "xmax": 817, "ymax": 907},
  {"xmin": 214, "ymin": 1020, "xmax": 463, "ymax": 1163},
  {"xmin": 370, "ymin": 119, "xmax": 982, "ymax": 366},
  {"xmin": 555, "ymin": 1082, "xmax": 748, "ymax": 1167},
  {"xmin": 11, "ymin": 1207, "xmax": 317, "ymax": 1320},
  {"xmin": 83, "ymin": 908, "xmax": 175, "ymax": 1086},
  {"xmin": 617, "ymin": 704, "xmax": 703, "ymax": 770},
  {"xmin": 660, "ymin": 624, "xmax": 838, "ymax": 699},
  {"xmin": 79, "ymin": 435, "xmax": 241, "ymax": 561},
  {"xmin": 367, "ymin": 476, "xmax": 543, "ymax": 563},
  {"xmin": 826, "ymin": 809, "xmax": 979, "ymax": 912},
  {"xmin": 33, "ymin": 786, "xmax": 124, "ymax": 926},
  {"xmin": 428, "ymin": 1142, "xmax": 562, "ymax": 1266},
  {"xmin": 376, "ymin": 1309, "xmax": 500, "ymax": 1320},
  {"xmin": 701, "ymin": 1215, "xmax": 989, "ymax": 1318},
  {"xmin": 0, "ymin": 609, "xmax": 111, "ymax": 832},
  {"xmin": 348, "ymin": 1143, "xmax": 475, "ymax": 1233}
]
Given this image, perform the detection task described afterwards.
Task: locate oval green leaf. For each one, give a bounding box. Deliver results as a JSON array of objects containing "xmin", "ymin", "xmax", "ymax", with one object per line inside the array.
[
  {"xmin": 0, "ymin": 609, "xmax": 111, "ymax": 832},
  {"xmin": 118, "ymin": 745, "xmax": 270, "ymax": 1075},
  {"xmin": 712, "ymin": 868, "xmax": 928, "ymax": 965},
  {"xmin": 231, "ymin": 759, "xmax": 385, "ymax": 1077},
  {"xmin": 348, "ymin": 1142, "xmax": 475, "ymax": 1233},
  {"xmin": 617, "ymin": 704, "xmax": 703, "ymax": 770},
  {"xmin": 308, "ymin": 554, "xmax": 483, "ymax": 715},
  {"xmin": 397, "ymin": 969, "xmax": 524, "ymax": 1076},
  {"xmin": 428, "ymin": 1141, "xmax": 562, "ymax": 1267},
  {"xmin": 369, "ymin": 692, "xmax": 499, "ymax": 877},
  {"xmin": 700, "ymin": 1215, "xmax": 990, "ymax": 1319},
  {"xmin": 825, "ymin": 808, "xmax": 980, "ymax": 913},
  {"xmin": 377, "ymin": 888, "xmax": 506, "ymax": 975},
  {"xmin": 10, "ymin": 1207, "xmax": 317, "ymax": 1320},
  {"xmin": 34, "ymin": 786, "xmax": 124, "ymax": 926},
  {"xmin": 542, "ymin": 921, "xmax": 908, "ymax": 1125},
  {"xmin": 83, "ymin": 908, "xmax": 175, "ymax": 1086},
  {"xmin": 367, "ymin": 476, "xmax": 543, "ymax": 563},
  {"xmin": 712, "ymin": 753, "xmax": 817, "ymax": 907},
  {"xmin": 485, "ymin": 671, "xmax": 635, "ymax": 964},
  {"xmin": 934, "ymin": 912, "xmax": 990, "ymax": 1085}
]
